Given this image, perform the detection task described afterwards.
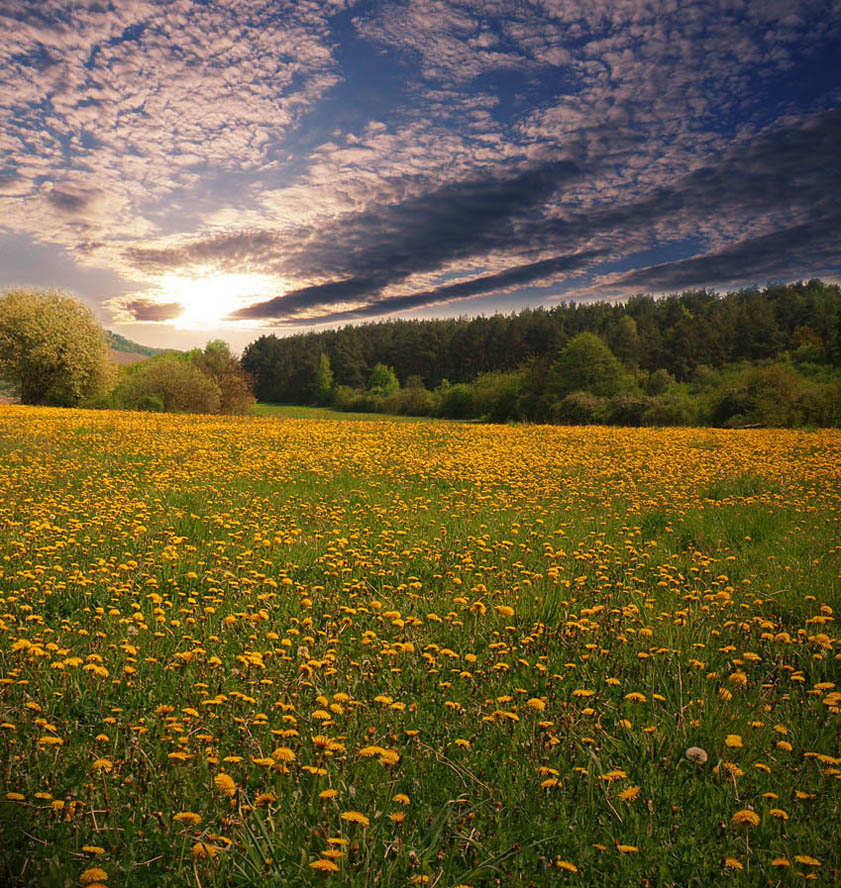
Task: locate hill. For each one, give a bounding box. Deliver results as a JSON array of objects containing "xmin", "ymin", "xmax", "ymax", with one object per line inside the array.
[{"xmin": 106, "ymin": 331, "xmax": 177, "ymax": 358}]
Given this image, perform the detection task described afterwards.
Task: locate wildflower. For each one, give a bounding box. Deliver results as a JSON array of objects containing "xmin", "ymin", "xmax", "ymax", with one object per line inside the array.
[
  {"xmin": 526, "ymin": 698, "xmax": 546, "ymax": 711},
  {"xmin": 82, "ymin": 846, "xmax": 105, "ymax": 855},
  {"xmin": 618, "ymin": 786, "xmax": 640, "ymax": 802},
  {"xmin": 616, "ymin": 844, "xmax": 638, "ymax": 853},
  {"xmin": 340, "ymin": 810, "xmax": 369, "ymax": 827},
  {"xmin": 319, "ymin": 789, "xmax": 338, "ymax": 800},
  {"xmin": 731, "ymin": 809, "xmax": 760, "ymax": 827},
  {"xmin": 768, "ymin": 808, "xmax": 788, "ymax": 820},
  {"xmin": 724, "ymin": 734, "xmax": 742, "ymax": 748},
  {"xmin": 794, "ymin": 855, "xmax": 821, "ymax": 867},
  {"xmin": 91, "ymin": 759, "xmax": 112, "ymax": 773},
  {"xmin": 556, "ymin": 860, "xmax": 578, "ymax": 872},
  {"xmin": 272, "ymin": 746, "xmax": 296, "ymax": 763},
  {"xmin": 173, "ymin": 811, "xmax": 202, "ymax": 825},
  {"xmin": 624, "ymin": 692, "xmax": 646, "ymax": 702},
  {"xmin": 392, "ymin": 793, "xmax": 410, "ymax": 805},
  {"xmin": 685, "ymin": 746, "xmax": 708, "ymax": 765},
  {"xmin": 309, "ymin": 859, "xmax": 339, "ymax": 871},
  {"xmin": 771, "ymin": 858, "xmax": 791, "ymax": 867},
  {"xmin": 79, "ymin": 868, "xmax": 108, "ymax": 885},
  {"xmin": 191, "ymin": 842, "xmax": 218, "ymax": 859},
  {"xmin": 213, "ymin": 773, "xmax": 236, "ymax": 796},
  {"xmin": 723, "ymin": 858, "xmax": 743, "ymax": 870},
  {"xmin": 6, "ymin": 792, "xmax": 25, "ymax": 801}
]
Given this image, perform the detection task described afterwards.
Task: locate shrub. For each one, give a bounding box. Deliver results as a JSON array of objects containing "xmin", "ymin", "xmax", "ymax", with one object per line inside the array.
[
  {"xmin": 136, "ymin": 394, "xmax": 165, "ymax": 413},
  {"xmin": 116, "ymin": 356, "xmax": 221, "ymax": 414},
  {"xmin": 437, "ymin": 383, "xmax": 476, "ymax": 419},
  {"xmin": 550, "ymin": 391, "xmax": 604, "ymax": 424}
]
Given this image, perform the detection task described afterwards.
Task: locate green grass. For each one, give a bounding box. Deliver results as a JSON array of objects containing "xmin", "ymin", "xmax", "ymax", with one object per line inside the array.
[{"xmin": 0, "ymin": 408, "xmax": 839, "ymax": 887}]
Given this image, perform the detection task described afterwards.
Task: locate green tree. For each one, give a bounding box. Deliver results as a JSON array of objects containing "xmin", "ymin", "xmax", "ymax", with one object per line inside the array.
[
  {"xmin": 310, "ymin": 352, "xmax": 334, "ymax": 404},
  {"xmin": 551, "ymin": 332, "xmax": 628, "ymax": 397},
  {"xmin": 368, "ymin": 363, "xmax": 399, "ymax": 396},
  {"xmin": 116, "ymin": 355, "xmax": 221, "ymax": 414},
  {"xmin": 189, "ymin": 340, "xmax": 255, "ymax": 414},
  {"xmin": 0, "ymin": 289, "xmax": 115, "ymax": 406}
]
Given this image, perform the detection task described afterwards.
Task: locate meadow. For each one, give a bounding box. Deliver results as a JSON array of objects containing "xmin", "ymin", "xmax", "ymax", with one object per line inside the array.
[{"xmin": 0, "ymin": 406, "xmax": 839, "ymax": 887}]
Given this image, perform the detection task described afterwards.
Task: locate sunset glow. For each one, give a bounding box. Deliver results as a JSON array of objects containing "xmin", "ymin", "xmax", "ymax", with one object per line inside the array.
[{"xmin": 0, "ymin": 1, "xmax": 838, "ymax": 350}]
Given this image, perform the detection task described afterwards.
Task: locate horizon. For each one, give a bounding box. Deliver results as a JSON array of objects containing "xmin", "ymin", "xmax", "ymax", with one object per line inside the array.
[{"xmin": 1, "ymin": 1, "xmax": 839, "ymax": 351}]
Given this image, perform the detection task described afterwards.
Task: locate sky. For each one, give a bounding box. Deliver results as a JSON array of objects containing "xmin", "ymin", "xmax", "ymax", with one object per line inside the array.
[{"xmin": 1, "ymin": 0, "xmax": 839, "ymax": 351}]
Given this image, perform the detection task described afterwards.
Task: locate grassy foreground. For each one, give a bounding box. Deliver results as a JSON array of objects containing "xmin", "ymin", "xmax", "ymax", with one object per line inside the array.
[{"xmin": 0, "ymin": 406, "xmax": 839, "ymax": 887}]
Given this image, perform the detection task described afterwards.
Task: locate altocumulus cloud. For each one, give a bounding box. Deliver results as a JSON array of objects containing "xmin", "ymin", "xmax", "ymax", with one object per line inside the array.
[{"xmin": 0, "ymin": 0, "xmax": 839, "ymax": 341}]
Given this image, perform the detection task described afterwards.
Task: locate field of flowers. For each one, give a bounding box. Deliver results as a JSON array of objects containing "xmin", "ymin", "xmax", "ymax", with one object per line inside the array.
[{"xmin": 1, "ymin": 406, "xmax": 840, "ymax": 887}]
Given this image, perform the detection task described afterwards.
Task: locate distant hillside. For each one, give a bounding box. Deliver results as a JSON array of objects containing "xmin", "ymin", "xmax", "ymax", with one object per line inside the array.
[{"xmin": 107, "ymin": 331, "xmax": 177, "ymax": 357}]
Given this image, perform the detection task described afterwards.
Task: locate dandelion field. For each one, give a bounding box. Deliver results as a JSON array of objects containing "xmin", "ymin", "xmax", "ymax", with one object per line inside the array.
[{"xmin": 1, "ymin": 407, "xmax": 840, "ymax": 887}]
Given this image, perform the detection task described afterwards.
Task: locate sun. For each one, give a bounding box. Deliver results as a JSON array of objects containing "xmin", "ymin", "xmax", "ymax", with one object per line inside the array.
[{"xmin": 153, "ymin": 270, "xmax": 277, "ymax": 329}]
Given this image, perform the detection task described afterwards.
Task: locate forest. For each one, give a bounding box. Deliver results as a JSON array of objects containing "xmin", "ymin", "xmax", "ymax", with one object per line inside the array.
[{"xmin": 242, "ymin": 280, "xmax": 841, "ymax": 427}]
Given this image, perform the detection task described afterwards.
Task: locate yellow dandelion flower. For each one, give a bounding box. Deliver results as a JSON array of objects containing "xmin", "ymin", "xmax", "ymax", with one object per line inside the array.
[
  {"xmin": 731, "ymin": 809, "xmax": 760, "ymax": 827},
  {"xmin": 618, "ymin": 786, "xmax": 640, "ymax": 802},
  {"xmin": 271, "ymin": 746, "xmax": 296, "ymax": 763},
  {"xmin": 6, "ymin": 792, "xmax": 25, "ymax": 801},
  {"xmin": 723, "ymin": 858, "xmax": 743, "ymax": 870},
  {"xmin": 617, "ymin": 845, "xmax": 638, "ymax": 853},
  {"xmin": 191, "ymin": 842, "xmax": 218, "ymax": 859},
  {"xmin": 309, "ymin": 859, "xmax": 340, "ymax": 871},
  {"xmin": 392, "ymin": 793, "xmax": 410, "ymax": 805},
  {"xmin": 794, "ymin": 855, "xmax": 821, "ymax": 867},
  {"xmin": 340, "ymin": 810, "xmax": 369, "ymax": 827},
  {"xmin": 725, "ymin": 734, "xmax": 742, "ymax": 748},
  {"xmin": 624, "ymin": 692, "xmax": 646, "ymax": 702},
  {"xmin": 213, "ymin": 773, "xmax": 236, "ymax": 796},
  {"xmin": 768, "ymin": 808, "xmax": 788, "ymax": 820},
  {"xmin": 79, "ymin": 868, "xmax": 108, "ymax": 885},
  {"xmin": 771, "ymin": 858, "xmax": 791, "ymax": 867},
  {"xmin": 173, "ymin": 811, "xmax": 202, "ymax": 825},
  {"xmin": 556, "ymin": 860, "xmax": 578, "ymax": 872},
  {"xmin": 91, "ymin": 759, "xmax": 113, "ymax": 773},
  {"xmin": 82, "ymin": 846, "xmax": 105, "ymax": 855},
  {"xmin": 319, "ymin": 789, "xmax": 339, "ymax": 800}
]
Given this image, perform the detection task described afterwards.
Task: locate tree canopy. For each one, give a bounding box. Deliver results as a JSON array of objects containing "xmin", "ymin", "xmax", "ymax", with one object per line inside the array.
[{"xmin": 0, "ymin": 289, "xmax": 115, "ymax": 406}]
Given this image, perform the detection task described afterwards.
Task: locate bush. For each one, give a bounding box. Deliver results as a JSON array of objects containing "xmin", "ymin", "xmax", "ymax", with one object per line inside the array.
[
  {"xmin": 437, "ymin": 383, "xmax": 476, "ymax": 419},
  {"xmin": 641, "ymin": 396, "xmax": 695, "ymax": 427},
  {"xmin": 600, "ymin": 394, "xmax": 650, "ymax": 426},
  {"xmin": 116, "ymin": 356, "xmax": 221, "ymax": 414},
  {"xmin": 551, "ymin": 391, "xmax": 604, "ymax": 425},
  {"xmin": 136, "ymin": 394, "xmax": 165, "ymax": 413},
  {"xmin": 472, "ymin": 371, "xmax": 523, "ymax": 422}
]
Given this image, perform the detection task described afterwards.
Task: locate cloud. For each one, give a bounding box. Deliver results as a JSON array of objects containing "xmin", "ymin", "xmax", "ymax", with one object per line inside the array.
[
  {"xmin": 591, "ymin": 213, "xmax": 841, "ymax": 296},
  {"xmin": 227, "ymin": 103, "xmax": 841, "ymax": 321},
  {"xmin": 0, "ymin": 0, "xmax": 839, "ymax": 341},
  {"xmin": 234, "ymin": 249, "xmax": 600, "ymax": 324},
  {"xmin": 45, "ymin": 187, "xmax": 97, "ymax": 215},
  {"xmin": 118, "ymin": 298, "xmax": 184, "ymax": 322}
]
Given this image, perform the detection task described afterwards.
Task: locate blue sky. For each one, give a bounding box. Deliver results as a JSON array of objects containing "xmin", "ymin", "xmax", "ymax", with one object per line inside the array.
[{"xmin": 1, "ymin": 0, "xmax": 839, "ymax": 349}]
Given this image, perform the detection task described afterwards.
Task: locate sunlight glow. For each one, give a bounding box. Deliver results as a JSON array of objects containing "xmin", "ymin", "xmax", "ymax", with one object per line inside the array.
[{"xmin": 153, "ymin": 270, "xmax": 279, "ymax": 329}]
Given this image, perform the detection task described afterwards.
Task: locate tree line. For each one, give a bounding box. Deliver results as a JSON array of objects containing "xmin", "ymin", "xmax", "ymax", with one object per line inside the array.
[{"xmin": 242, "ymin": 280, "xmax": 841, "ymax": 427}]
